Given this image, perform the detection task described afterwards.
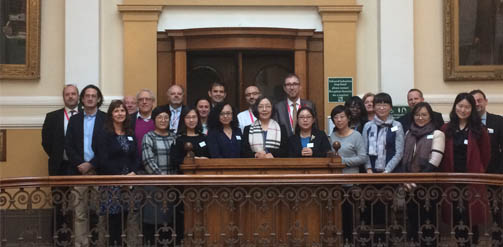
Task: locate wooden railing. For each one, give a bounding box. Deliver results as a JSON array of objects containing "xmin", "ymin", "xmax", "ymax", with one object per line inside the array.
[{"xmin": 1, "ymin": 158, "xmax": 503, "ymax": 246}]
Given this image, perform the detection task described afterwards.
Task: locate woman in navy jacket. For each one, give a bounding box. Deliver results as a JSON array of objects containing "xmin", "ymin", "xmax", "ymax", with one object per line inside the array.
[{"xmin": 96, "ymin": 100, "xmax": 140, "ymax": 245}]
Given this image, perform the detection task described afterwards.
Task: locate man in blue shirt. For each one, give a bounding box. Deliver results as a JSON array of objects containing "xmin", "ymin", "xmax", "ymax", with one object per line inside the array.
[{"xmin": 65, "ymin": 84, "xmax": 106, "ymax": 247}]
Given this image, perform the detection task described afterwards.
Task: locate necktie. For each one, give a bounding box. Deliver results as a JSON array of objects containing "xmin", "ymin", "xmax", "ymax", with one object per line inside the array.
[
  {"xmin": 171, "ymin": 109, "xmax": 179, "ymax": 130},
  {"xmin": 70, "ymin": 110, "xmax": 76, "ymax": 117},
  {"xmin": 292, "ymin": 103, "xmax": 297, "ymax": 132}
]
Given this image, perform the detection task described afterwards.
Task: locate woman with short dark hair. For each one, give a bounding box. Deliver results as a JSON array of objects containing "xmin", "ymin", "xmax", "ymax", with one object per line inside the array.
[
  {"xmin": 287, "ymin": 107, "xmax": 330, "ymax": 157},
  {"xmin": 345, "ymin": 96, "xmax": 368, "ymax": 133},
  {"xmin": 206, "ymin": 102, "xmax": 243, "ymax": 158},
  {"xmin": 242, "ymin": 96, "xmax": 288, "ymax": 158},
  {"xmin": 362, "ymin": 92, "xmax": 404, "ymax": 173}
]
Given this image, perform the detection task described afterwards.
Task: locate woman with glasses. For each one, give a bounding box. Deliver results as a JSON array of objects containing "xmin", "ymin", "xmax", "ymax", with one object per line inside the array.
[
  {"xmin": 345, "ymin": 96, "xmax": 368, "ymax": 133},
  {"xmin": 362, "ymin": 92, "xmax": 404, "ymax": 173},
  {"xmin": 141, "ymin": 106, "xmax": 178, "ymax": 244},
  {"xmin": 206, "ymin": 102, "xmax": 243, "ymax": 158},
  {"xmin": 401, "ymin": 102, "xmax": 445, "ymax": 243},
  {"xmin": 287, "ymin": 107, "xmax": 331, "ymax": 157},
  {"xmin": 242, "ymin": 96, "xmax": 288, "ymax": 158},
  {"xmin": 171, "ymin": 106, "xmax": 209, "ymax": 166}
]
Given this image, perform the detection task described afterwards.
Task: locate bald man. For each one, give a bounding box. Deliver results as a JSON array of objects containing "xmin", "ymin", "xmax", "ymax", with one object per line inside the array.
[{"xmin": 237, "ymin": 85, "xmax": 261, "ymax": 132}]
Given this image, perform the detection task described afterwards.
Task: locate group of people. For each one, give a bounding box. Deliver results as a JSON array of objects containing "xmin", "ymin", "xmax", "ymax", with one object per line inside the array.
[{"xmin": 42, "ymin": 73, "xmax": 503, "ymax": 245}]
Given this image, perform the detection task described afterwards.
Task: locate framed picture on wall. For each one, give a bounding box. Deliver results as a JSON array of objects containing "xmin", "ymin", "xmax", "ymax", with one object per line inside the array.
[
  {"xmin": 444, "ymin": 0, "xmax": 503, "ymax": 80},
  {"xmin": 0, "ymin": 0, "xmax": 40, "ymax": 79}
]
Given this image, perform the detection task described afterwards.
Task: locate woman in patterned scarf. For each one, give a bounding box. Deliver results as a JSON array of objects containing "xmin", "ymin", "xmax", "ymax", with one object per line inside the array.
[{"xmin": 242, "ymin": 96, "xmax": 288, "ymax": 158}]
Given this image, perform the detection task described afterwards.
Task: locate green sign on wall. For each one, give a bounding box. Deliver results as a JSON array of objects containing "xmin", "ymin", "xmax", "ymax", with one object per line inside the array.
[
  {"xmin": 391, "ymin": 106, "xmax": 410, "ymax": 119},
  {"xmin": 328, "ymin": 77, "xmax": 353, "ymax": 103}
]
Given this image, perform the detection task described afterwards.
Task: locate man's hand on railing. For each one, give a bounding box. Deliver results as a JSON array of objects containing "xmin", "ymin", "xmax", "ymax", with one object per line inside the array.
[{"xmin": 404, "ymin": 182, "xmax": 417, "ymax": 192}]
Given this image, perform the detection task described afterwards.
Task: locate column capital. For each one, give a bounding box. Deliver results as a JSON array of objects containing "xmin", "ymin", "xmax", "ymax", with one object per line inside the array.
[
  {"xmin": 118, "ymin": 5, "xmax": 163, "ymax": 21},
  {"xmin": 318, "ymin": 5, "xmax": 362, "ymax": 22}
]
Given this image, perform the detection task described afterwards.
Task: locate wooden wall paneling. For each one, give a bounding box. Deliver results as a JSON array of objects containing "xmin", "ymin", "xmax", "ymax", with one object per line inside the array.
[
  {"xmin": 294, "ymin": 37, "xmax": 308, "ymax": 99},
  {"xmin": 174, "ymin": 36, "xmax": 187, "ymax": 104},
  {"xmin": 157, "ymin": 33, "xmax": 173, "ymax": 106},
  {"xmin": 307, "ymin": 34, "xmax": 325, "ymax": 130},
  {"xmin": 186, "ymin": 37, "xmax": 295, "ymax": 50}
]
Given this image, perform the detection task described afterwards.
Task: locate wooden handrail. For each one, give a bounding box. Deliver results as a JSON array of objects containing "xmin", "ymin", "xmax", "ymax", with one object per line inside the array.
[{"xmin": 1, "ymin": 173, "xmax": 503, "ymax": 188}]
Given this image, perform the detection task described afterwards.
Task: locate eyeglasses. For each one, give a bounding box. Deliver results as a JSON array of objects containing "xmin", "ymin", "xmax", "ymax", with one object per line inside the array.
[
  {"xmin": 299, "ymin": 116, "xmax": 313, "ymax": 120},
  {"xmin": 220, "ymin": 111, "xmax": 233, "ymax": 117},
  {"xmin": 284, "ymin": 83, "xmax": 300, "ymax": 88},
  {"xmin": 245, "ymin": 92, "xmax": 260, "ymax": 97},
  {"xmin": 138, "ymin": 97, "xmax": 153, "ymax": 102},
  {"xmin": 258, "ymin": 105, "xmax": 272, "ymax": 110},
  {"xmin": 156, "ymin": 116, "xmax": 170, "ymax": 121}
]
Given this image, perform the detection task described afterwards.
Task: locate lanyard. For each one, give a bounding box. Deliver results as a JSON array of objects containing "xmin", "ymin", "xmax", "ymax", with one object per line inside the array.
[
  {"xmin": 64, "ymin": 109, "xmax": 70, "ymax": 121},
  {"xmin": 286, "ymin": 101, "xmax": 300, "ymax": 127},
  {"xmin": 248, "ymin": 110, "xmax": 254, "ymax": 123}
]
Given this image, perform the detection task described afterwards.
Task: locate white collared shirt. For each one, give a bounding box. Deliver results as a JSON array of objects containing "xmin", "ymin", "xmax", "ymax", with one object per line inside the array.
[{"xmin": 136, "ymin": 112, "xmax": 152, "ymax": 122}]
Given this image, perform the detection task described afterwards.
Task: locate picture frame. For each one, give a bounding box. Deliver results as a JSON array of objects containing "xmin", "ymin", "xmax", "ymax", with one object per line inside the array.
[
  {"xmin": 0, "ymin": 0, "xmax": 41, "ymax": 79},
  {"xmin": 443, "ymin": 0, "xmax": 503, "ymax": 81}
]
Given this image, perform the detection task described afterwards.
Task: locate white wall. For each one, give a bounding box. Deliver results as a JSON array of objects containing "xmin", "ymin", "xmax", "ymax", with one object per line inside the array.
[{"xmin": 158, "ymin": 7, "xmax": 323, "ymax": 31}]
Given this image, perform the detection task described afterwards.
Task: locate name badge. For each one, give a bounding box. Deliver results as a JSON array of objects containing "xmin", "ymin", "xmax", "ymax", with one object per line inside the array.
[
  {"xmin": 391, "ymin": 126, "xmax": 398, "ymax": 132},
  {"xmin": 127, "ymin": 136, "xmax": 133, "ymax": 141},
  {"xmin": 464, "ymin": 139, "xmax": 468, "ymax": 145},
  {"xmin": 307, "ymin": 143, "xmax": 314, "ymax": 148},
  {"xmin": 488, "ymin": 128, "xmax": 494, "ymax": 134},
  {"xmin": 236, "ymin": 136, "xmax": 242, "ymax": 140},
  {"xmin": 426, "ymin": 134, "xmax": 434, "ymax": 139},
  {"xmin": 199, "ymin": 141, "xmax": 206, "ymax": 147}
]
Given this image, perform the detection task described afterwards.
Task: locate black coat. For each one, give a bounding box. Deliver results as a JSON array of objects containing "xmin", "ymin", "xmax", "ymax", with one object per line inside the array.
[
  {"xmin": 241, "ymin": 124, "xmax": 288, "ymax": 158},
  {"xmin": 287, "ymin": 129, "xmax": 331, "ymax": 158},
  {"xmin": 64, "ymin": 110, "xmax": 106, "ymax": 175},
  {"xmin": 485, "ymin": 112, "xmax": 503, "ymax": 174},
  {"xmin": 42, "ymin": 108, "xmax": 66, "ymax": 175},
  {"xmin": 95, "ymin": 131, "xmax": 141, "ymax": 175}
]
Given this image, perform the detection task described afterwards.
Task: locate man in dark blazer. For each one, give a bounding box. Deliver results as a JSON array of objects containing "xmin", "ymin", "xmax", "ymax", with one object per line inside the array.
[
  {"xmin": 470, "ymin": 89, "xmax": 503, "ymax": 174},
  {"xmin": 42, "ymin": 84, "xmax": 80, "ymax": 176},
  {"xmin": 41, "ymin": 84, "xmax": 79, "ymax": 245},
  {"xmin": 164, "ymin": 84, "xmax": 187, "ymax": 134},
  {"xmin": 274, "ymin": 73, "xmax": 316, "ymax": 137},
  {"xmin": 64, "ymin": 84, "xmax": 106, "ymax": 247},
  {"xmin": 398, "ymin": 88, "xmax": 444, "ymax": 132}
]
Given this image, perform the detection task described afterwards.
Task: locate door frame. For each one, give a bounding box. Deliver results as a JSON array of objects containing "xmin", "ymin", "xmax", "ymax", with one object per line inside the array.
[
  {"xmin": 158, "ymin": 27, "xmax": 314, "ymax": 104},
  {"xmin": 157, "ymin": 27, "xmax": 326, "ymax": 128}
]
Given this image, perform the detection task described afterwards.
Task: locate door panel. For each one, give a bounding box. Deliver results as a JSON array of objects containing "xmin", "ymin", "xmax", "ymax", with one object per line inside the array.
[
  {"xmin": 242, "ymin": 51, "xmax": 293, "ymax": 108},
  {"xmin": 187, "ymin": 50, "xmax": 294, "ymax": 111},
  {"xmin": 187, "ymin": 51, "xmax": 238, "ymax": 107}
]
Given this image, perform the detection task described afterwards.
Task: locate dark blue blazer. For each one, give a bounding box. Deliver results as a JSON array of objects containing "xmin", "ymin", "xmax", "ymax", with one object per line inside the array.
[
  {"xmin": 95, "ymin": 131, "xmax": 140, "ymax": 175},
  {"xmin": 64, "ymin": 110, "xmax": 106, "ymax": 175}
]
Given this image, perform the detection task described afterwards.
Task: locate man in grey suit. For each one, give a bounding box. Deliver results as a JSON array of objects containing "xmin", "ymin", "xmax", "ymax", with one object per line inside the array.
[{"xmin": 274, "ymin": 73, "xmax": 316, "ymax": 137}]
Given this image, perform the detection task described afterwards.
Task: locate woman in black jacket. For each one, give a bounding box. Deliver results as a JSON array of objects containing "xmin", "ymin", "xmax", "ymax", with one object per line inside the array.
[
  {"xmin": 287, "ymin": 107, "xmax": 331, "ymax": 157},
  {"xmin": 96, "ymin": 100, "xmax": 140, "ymax": 245}
]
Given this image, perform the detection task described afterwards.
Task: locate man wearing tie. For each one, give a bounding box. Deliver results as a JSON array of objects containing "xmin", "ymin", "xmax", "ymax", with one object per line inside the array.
[
  {"xmin": 41, "ymin": 84, "xmax": 79, "ymax": 245},
  {"xmin": 274, "ymin": 73, "xmax": 316, "ymax": 137},
  {"xmin": 166, "ymin": 84, "xmax": 186, "ymax": 134},
  {"xmin": 470, "ymin": 89, "xmax": 503, "ymax": 174}
]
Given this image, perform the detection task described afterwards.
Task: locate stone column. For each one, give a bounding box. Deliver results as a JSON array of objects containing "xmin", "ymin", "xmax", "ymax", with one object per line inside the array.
[{"xmin": 118, "ymin": 5, "xmax": 162, "ymax": 96}]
